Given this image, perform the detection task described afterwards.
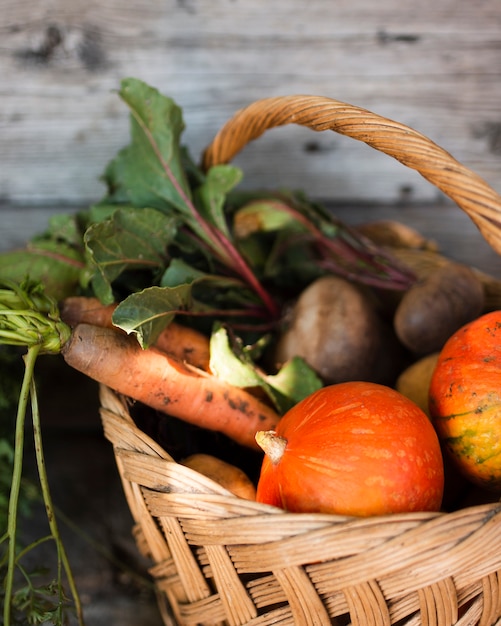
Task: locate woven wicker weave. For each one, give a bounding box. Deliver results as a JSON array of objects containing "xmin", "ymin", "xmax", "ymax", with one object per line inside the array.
[{"xmin": 99, "ymin": 96, "xmax": 501, "ymax": 626}]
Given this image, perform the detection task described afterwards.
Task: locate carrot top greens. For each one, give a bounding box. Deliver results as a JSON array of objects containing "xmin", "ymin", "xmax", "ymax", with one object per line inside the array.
[{"xmin": 0, "ymin": 78, "xmax": 413, "ymax": 352}]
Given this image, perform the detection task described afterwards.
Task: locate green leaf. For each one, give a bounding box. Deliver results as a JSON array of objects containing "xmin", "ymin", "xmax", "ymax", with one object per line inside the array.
[
  {"xmin": 0, "ymin": 242, "xmax": 84, "ymax": 300},
  {"xmin": 161, "ymin": 258, "xmax": 244, "ymax": 291},
  {"xmin": 102, "ymin": 77, "xmax": 192, "ymax": 213},
  {"xmin": 112, "ymin": 283, "xmax": 198, "ymax": 348},
  {"xmin": 209, "ymin": 326, "xmax": 321, "ymax": 414},
  {"xmin": 209, "ymin": 325, "xmax": 263, "ymax": 388},
  {"xmin": 262, "ymin": 230, "xmax": 325, "ymax": 286},
  {"xmin": 84, "ymin": 202, "xmax": 121, "ymax": 226},
  {"xmin": 113, "ymin": 261, "xmax": 259, "ymax": 349},
  {"xmin": 36, "ymin": 213, "xmax": 83, "ymax": 247},
  {"xmin": 194, "ymin": 165, "xmax": 243, "ymax": 237},
  {"xmin": 233, "ymin": 199, "xmax": 304, "ymax": 239},
  {"xmin": 161, "ymin": 260, "xmax": 261, "ymax": 319},
  {"xmin": 160, "ymin": 258, "xmax": 211, "ymax": 287},
  {"xmin": 84, "ymin": 206, "xmax": 178, "ymax": 303},
  {"xmin": 266, "ymin": 357, "xmax": 323, "ymax": 406}
]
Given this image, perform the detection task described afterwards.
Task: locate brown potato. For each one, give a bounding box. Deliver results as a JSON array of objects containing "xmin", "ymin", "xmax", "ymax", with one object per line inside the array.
[
  {"xmin": 356, "ymin": 219, "xmax": 438, "ymax": 251},
  {"xmin": 181, "ymin": 453, "xmax": 257, "ymax": 501},
  {"xmin": 396, "ymin": 352, "xmax": 440, "ymax": 417},
  {"xmin": 394, "ymin": 262, "xmax": 485, "ymax": 354},
  {"xmin": 274, "ymin": 275, "xmax": 388, "ymax": 384}
]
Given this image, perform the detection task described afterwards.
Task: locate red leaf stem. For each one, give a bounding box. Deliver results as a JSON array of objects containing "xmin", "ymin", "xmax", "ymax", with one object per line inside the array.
[
  {"xmin": 266, "ymin": 201, "xmax": 415, "ymax": 290},
  {"xmin": 128, "ymin": 108, "xmax": 279, "ymax": 318}
]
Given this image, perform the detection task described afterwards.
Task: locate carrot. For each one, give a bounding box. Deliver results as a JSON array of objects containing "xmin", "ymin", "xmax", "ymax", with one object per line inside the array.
[
  {"xmin": 59, "ymin": 297, "xmax": 116, "ymax": 329},
  {"xmin": 62, "ymin": 323, "xmax": 281, "ymax": 450},
  {"xmin": 181, "ymin": 453, "xmax": 257, "ymax": 500},
  {"xmin": 60, "ymin": 296, "xmax": 211, "ymax": 371}
]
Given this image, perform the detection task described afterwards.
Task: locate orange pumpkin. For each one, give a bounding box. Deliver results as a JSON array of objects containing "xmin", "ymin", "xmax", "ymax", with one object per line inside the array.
[
  {"xmin": 429, "ymin": 310, "xmax": 501, "ymax": 491},
  {"xmin": 255, "ymin": 381, "xmax": 444, "ymax": 516}
]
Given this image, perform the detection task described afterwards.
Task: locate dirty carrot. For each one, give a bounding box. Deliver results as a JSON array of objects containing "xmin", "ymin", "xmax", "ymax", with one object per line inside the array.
[
  {"xmin": 60, "ymin": 296, "xmax": 211, "ymax": 371},
  {"xmin": 61, "ymin": 323, "xmax": 280, "ymax": 450}
]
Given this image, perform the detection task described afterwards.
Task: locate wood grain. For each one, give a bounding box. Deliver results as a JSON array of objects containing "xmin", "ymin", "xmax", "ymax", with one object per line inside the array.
[{"xmin": 1, "ymin": 0, "xmax": 500, "ymax": 208}]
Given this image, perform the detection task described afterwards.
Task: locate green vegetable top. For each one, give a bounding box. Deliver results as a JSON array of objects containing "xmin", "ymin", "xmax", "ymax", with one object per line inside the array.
[{"xmin": 0, "ymin": 77, "xmax": 415, "ymax": 407}]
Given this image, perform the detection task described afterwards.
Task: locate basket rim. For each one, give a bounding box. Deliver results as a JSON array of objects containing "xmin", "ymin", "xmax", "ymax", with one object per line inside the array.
[
  {"xmin": 99, "ymin": 384, "xmax": 501, "ymax": 527},
  {"xmin": 202, "ymin": 94, "xmax": 501, "ymax": 257},
  {"xmin": 99, "ymin": 384, "xmax": 501, "ymax": 626}
]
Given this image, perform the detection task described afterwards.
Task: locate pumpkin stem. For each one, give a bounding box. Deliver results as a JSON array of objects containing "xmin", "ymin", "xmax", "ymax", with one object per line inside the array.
[{"xmin": 255, "ymin": 430, "xmax": 287, "ymax": 465}]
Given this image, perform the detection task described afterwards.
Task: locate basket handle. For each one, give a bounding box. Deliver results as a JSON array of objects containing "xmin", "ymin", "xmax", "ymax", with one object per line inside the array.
[{"xmin": 202, "ymin": 95, "xmax": 501, "ymax": 256}]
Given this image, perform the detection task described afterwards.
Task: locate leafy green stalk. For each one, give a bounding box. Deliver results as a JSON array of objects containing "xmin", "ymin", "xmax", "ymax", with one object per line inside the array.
[
  {"xmin": 122, "ymin": 89, "xmax": 279, "ymax": 318},
  {"xmin": 0, "ymin": 284, "xmax": 70, "ymax": 353},
  {"xmin": 233, "ymin": 197, "xmax": 416, "ymax": 290},
  {"xmin": 30, "ymin": 377, "xmax": 83, "ymax": 624},
  {"xmin": 1, "ymin": 79, "xmax": 418, "ymax": 347},
  {"xmin": 3, "ymin": 345, "xmax": 39, "ymax": 626},
  {"xmin": 209, "ymin": 324, "xmax": 322, "ymax": 413},
  {"xmin": 0, "ymin": 281, "xmax": 82, "ymax": 625}
]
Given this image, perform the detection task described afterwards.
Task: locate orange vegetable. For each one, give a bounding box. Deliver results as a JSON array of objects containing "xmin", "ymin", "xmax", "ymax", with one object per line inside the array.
[
  {"xmin": 429, "ymin": 310, "xmax": 501, "ymax": 490},
  {"xmin": 181, "ymin": 453, "xmax": 257, "ymax": 500},
  {"xmin": 255, "ymin": 381, "xmax": 444, "ymax": 516},
  {"xmin": 60, "ymin": 296, "xmax": 211, "ymax": 371},
  {"xmin": 62, "ymin": 323, "xmax": 280, "ymax": 450}
]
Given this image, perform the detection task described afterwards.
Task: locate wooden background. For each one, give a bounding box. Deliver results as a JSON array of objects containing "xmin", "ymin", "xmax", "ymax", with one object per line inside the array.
[
  {"xmin": 2, "ymin": 0, "xmax": 501, "ymax": 272},
  {"xmin": 2, "ymin": 4, "xmax": 501, "ymax": 624}
]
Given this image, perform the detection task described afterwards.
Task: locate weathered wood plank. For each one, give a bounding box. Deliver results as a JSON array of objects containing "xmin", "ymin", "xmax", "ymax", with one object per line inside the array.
[{"xmin": 1, "ymin": 0, "xmax": 500, "ymax": 207}]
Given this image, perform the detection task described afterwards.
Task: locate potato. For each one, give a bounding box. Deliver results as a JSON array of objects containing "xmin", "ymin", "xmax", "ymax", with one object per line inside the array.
[
  {"xmin": 181, "ymin": 453, "xmax": 257, "ymax": 501},
  {"xmin": 356, "ymin": 219, "xmax": 438, "ymax": 251},
  {"xmin": 396, "ymin": 352, "xmax": 439, "ymax": 417},
  {"xmin": 394, "ymin": 262, "xmax": 485, "ymax": 354},
  {"xmin": 274, "ymin": 275, "xmax": 390, "ymax": 384}
]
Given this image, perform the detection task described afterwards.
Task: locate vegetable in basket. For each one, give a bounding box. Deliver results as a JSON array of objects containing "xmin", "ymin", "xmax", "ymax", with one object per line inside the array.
[
  {"xmin": 60, "ymin": 295, "xmax": 212, "ymax": 371},
  {"xmin": 255, "ymin": 381, "xmax": 445, "ymax": 516},
  {"xmin": 429, "ymin": 310, "xmax": 501, "ymax": 491},
  {"xmin": 273, "ymin": 274, "xmax": 407, "ymax": 386},
  {"xmin": 396, "ymin": 352, "xmax": 440, "ymax": 417},
  {"xmin": 0, "ymin": 283, "xmax": 281, "ymax": 450},
  {"xmin": 4, "ymin": 76, "xmax": 492, "ymax": 624},
  {"xmin": 62, "ymin": 322, "xmax": 281, "ymax": 450},
  {"xmin": 394, "ymin": 262, "xmax": 485, "ymax": 354},
  {"xmin": 181, "ymin": 453, "xmax": 257, "ymax": 501}
]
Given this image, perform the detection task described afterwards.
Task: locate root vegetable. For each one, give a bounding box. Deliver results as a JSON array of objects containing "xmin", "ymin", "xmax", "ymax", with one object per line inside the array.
[
  {"xmin": 356, "ymin": 219, "xmax": 438, "ymax": 251},
  {"xmin": 394, "ymin": 262, "xmax": 485, "ymax": 354},
  {"xmin": 274, "ymin": 275, "xmax": 385, "ymax": 384},
  {"xmin": 62, "ymin": 323, "xmax": 280, "ymax": 450},
  {"xmin": 396, "ymin": 352, "xmax": 440, "ymax": 417},
  {"xmin": 181, "ymin": 453, "xmax": 256, "ymax": 500},
  {"xmin": 60, "ymin": 296, "xmax": 211, "ymax": 371}
]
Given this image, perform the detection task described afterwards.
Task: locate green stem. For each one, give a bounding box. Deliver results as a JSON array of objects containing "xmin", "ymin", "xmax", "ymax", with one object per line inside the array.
[
  {"xmin": 14, "ymin": 534, "xmax": 53, "ymax": 561},
  {"xmin": 30, "ymin": 377, "xmax": 85, "ymax": 625},
  {"xmin": 126, "ymin": 106, "xmax": 279, "ymax": 317},
  {"xmin": 3, "ymin": 344, "xmax": 40, "ymax": 626}
]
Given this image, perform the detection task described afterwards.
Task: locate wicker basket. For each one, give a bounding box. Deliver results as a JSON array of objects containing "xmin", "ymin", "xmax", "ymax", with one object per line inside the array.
[{"xmin": 99, "ymin": 96, "xmax": 501, "ymax": 626}]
